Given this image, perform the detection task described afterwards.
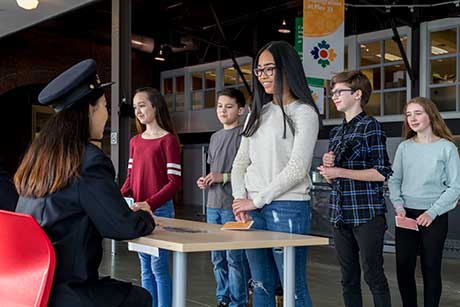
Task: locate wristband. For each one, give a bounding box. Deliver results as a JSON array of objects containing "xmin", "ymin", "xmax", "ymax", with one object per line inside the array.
[{"xmin": 222, "ymin": 173, "xmax": 229, "ymax": 185}]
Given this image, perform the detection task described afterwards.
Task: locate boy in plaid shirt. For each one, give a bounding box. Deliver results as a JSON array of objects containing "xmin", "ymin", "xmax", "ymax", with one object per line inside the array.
[{"xmin": 318, "ymin": 71, "xmax": 392, "ymax": 307}]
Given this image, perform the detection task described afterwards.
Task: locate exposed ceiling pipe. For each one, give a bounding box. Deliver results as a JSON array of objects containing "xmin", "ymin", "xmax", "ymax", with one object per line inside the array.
[{"xmin": 131, "ymin": 34, "xmax": 197, "ymax": 53}]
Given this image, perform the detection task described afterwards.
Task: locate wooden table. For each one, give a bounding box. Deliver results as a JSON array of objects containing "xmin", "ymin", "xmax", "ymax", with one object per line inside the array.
[{"xmin": 127, "ymin": 217, "xmax": 329, "ymax": 307}]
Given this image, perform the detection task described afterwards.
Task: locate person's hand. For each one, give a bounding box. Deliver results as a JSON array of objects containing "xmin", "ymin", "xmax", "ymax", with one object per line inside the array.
[
  {"xmin": 235, "ymin": 211, "xmax": 252, "ymax": 223},
  {"xmin": 204, "ymin": 172, "xmax": 223, "ymax": 186},
  {"xmin": 232, "ymin": 198, "xmax": 257, "ymax": 216},
  {"xmin": 317, "ymin": 165, "xmax": 341, "ymax": 180},
  {"xmin": 322, "ymin": 151, "xmax": 336, "ymax": 167},
  {"xmin": 131, "ymin": 201, "xmax": 155, "ymax": 219},
  {"xmin": 196, "ymin": 176, "xmax": 207, "ymax": 189},
  {"xmin": 394, "ymin": 205, "xmax": 406, "ymax": 218},
  {"xmin": 416, "ymin": 212, "xmax": 433, "ymax": 227}
]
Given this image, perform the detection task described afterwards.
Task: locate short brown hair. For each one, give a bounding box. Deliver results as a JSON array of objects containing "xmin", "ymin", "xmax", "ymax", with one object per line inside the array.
[
  {"xmin": 330, "ymin": 70, "xmax": 372, "ymax": 105},
  {"xmin": 217, "ymin": 88, "xmax": 246, "ymax": 108}
]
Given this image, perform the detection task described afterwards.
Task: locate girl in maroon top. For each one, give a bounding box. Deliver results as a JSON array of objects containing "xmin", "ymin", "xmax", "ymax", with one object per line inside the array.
[{"xmin": 121, "ymin": 87, "xmax": 181, "ymax": 307}]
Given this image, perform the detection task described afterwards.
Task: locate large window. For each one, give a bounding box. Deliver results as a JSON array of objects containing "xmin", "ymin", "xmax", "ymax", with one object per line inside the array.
[
  {"xmin": 428, "ymin": 27, "xmax": 458, "ymax": 111},
  {"xmin": 191, "ymin": 70, "xmax": 217, "ymax": 110},
  {"xmin": 162, "ymin": 74, "xmax": 185, "ymax": 112},
  {"xmin": 223, "ymin": 63, "xmax": 252, "ymax": 103},
  {"xmin": 358, "ymin": 36, "xmax": 409, "ymax": 116}
]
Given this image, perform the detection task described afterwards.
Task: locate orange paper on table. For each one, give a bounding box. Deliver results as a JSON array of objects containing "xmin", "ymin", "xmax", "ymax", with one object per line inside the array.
[
  {"xmin": 221, "ymin": 221, "xmax": 254, "ymax": 230},
  {"xmin": 304, "ymin": 0, "xmax": 344, "ymax": 37}
]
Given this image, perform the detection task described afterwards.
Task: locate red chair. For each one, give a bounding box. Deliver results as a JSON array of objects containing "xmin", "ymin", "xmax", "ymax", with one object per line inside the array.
[{"xmin": 0, "ymin": 210, "xmax": 56, "ymax": 307}]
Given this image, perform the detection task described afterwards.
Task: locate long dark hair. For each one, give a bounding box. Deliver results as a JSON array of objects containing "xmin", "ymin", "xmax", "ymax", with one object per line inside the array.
[
  {"xmin": 15, "ymin": 90, "xmax": 104, "ymax": 197},
  {"xmin": 133, "ymin": 87, "xmax": 179, "ymax": 143},
  {"xmin": 403, "ymin": 97, "xmax": 454, "ymax": 143},
  {"xmin": 243, "ymin": 41, "xmax": 321, "ymax": 138}
]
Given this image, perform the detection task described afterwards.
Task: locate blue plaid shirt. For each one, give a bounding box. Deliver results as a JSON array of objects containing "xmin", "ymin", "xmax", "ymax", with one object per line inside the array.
[{"xmin": 328, "ymin": 112, "xmax": 392, "ymax": 227}]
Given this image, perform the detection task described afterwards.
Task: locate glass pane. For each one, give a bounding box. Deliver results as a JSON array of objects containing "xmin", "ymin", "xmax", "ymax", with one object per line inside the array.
[
  {"xmin": 192, "ymin": 91, "xmax": 203, "ymax": 110},
  {"xmin": 384, "ymin": 64, "xmax": 406, "ymax": 89},
  {"xmin": 238, "ymin": 63, "xmax": 252, "ymax": 86},
  {"xmin": 384, "ymin": 91, "xmax": 406, "ymax": 115},
  {"xmin": 384, "ymin": 37, "xmax": 406, "ymax": 63},
  {"xmin": 431, "ymin": 57, "xmax": 456, "ymax": 84},
  {"xmin": 430, "ymin": 86, "xmax": 456, "ymax": 112},
  {"xmin": 205, "ymin": 89, "xmax": 216, "ymax": 108},
  {"xmin": 365, "ymin": 92, "xmax": 381, "ymax": 116},
  {"xmin": 360, "ymin": 41, "xmax": 380, "ymax": 66},
  {"xmin": 205, "ymin": 70, "xmax": 216, "ymax": 89},
  {"xmin": 176, "ymin": 93, "xmax": 184, "ymax": 112},
  {"xmin": 224, "ymin": 67, "xmax": 237, "ymax": 86},
  {"xmin": 362, "ymin": 67, "xmax": 381, "ymax": 90},
  {"xmin": 192, "ymin": 72, "xmax": 202, "ymax": 90},
  {"xmin": 165, "ymin": 94, "xmax": 174, "ymax": 112},
  {"xmin": 164, "ymin": 78, "xmax": 173, "ymax": 94},
  {"xmin": 176, "ymin": 76, "xmax": 184, "ymax": 93},
  {"xmin": 238, "ymin": 86, "xmax": 250, "ymax": 105},
  {"xmin": 431, "ymin": 29, "xmax": 457, "ymax": 56}
]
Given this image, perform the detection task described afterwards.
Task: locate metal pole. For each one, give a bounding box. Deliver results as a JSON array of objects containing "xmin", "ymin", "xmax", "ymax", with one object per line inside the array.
[
  {"xmin": 201, "ymin": 145, "xmax": 207, "ymax": 217},
  {"xmin": 283, "ymin": 246, "xmax": 295, "ymax": 307},
  {"xmin": 172, "ymin": 251, "xmax": 187, "ymax": 307}
]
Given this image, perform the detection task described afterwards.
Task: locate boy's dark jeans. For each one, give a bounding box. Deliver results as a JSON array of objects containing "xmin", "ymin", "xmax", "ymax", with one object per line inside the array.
[
  {"xmin": 333, "ymin": 215, "xmax": 391, "ymax": 307},
  {"xmin": 396, "ymin": 208, "xmax": 448, "ymax": 307}
]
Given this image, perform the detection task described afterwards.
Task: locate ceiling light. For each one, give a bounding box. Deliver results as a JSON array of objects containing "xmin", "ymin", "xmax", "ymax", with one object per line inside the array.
[
  {"xmin": 431, "ymin": 46, "xmax": 448, "ymax": 55},
  {"xmin": 278, "ymin": 20, "xmax": 291, "ymax": 34},
  {"xmin": 155, "ymin": 48, "xmax": 165, "ymax": 61},
  {"xmin": 16, "ymin": 0, "xmax": 39, "ymax": 10},
  {"xmin": 375, "ymin": 53, "xmax": 402, "ymax": 61}
]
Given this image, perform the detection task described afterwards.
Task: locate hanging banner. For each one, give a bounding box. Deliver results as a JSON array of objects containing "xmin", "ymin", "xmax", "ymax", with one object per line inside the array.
[{"xmin": 303, "ymin": 0, "xmax": 344, "ymax": 80}]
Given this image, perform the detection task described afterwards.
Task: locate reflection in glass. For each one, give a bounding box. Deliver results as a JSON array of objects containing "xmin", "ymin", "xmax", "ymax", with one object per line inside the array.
[
  {"xmin": 176, "ymin": 93, "xmax": 184, "ymax": 112},
  {"xmin": 165, "ymin": 95, "xmax": 174, "ymax": 112},
  {"xmin": 176, "ymin": 76, "xmax": 185, "ymax": 93},
  {"xmin": 365, "ymin": 93, "xmax": 381, "ymax": 116},
  {"xmin": 164, "ymin": 78, "xmax": 173, "ymax": 94},
  {"xmin": 384, "ymin": 38, "xmax": 406, "ymax": 63},
  {"xmin": 384, "ymin": 91, "xmax": 406, "ymax": 115},
  {"xmin": 205, "ymin": 70, "xmax": 216, "ymax": 88},
  {"xmin": 430, "ymin": 86, "xmax": 456, "ymax": 112},
  {"xmin": 362, "ymin": 68, "xmax": 381, "ymax": 90},
  {"xmin": 205, "ymin": 90, "xmax": 216, "ymax": 108},
  {"xmin": 430, "ymin": 57, "xmax": 456, "ymax": 84},
  {"xmin": 224, "ymin": 67, "xmax": 237, "ymax": 86},
  {"xmin": 192, "ymin": 72, "xmax": 203, "ymax": 90},
  {"xmin": 384, "ymin": 65, "xmax": 406, "ymax": 89},
  {"xmin": 431, "ymin": 29, "xmax": 457, "ymax": 56},
  {"xmin": 360, "ymin": 41, "xmax": 380, "ymax": 66},
  {"xmin": 192, "ymin": 91, "xmax": 203, "ymax": 110}
]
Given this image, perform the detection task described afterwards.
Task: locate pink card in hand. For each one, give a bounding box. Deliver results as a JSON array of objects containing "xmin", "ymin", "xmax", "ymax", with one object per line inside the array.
[{"xmin": 395, "ymin": 216, "xmax": 419, "ymax": 231}]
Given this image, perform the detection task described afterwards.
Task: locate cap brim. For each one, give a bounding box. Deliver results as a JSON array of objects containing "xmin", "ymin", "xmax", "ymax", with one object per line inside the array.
[{"xmin": 98, "ymin": 81, "xmax": 115, "ymax": 89}]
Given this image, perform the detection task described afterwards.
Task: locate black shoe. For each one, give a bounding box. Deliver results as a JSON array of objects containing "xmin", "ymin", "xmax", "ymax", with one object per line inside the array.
[{"xmin": 217, "ymin": 302, "xmax": 229, "ymax": 307}]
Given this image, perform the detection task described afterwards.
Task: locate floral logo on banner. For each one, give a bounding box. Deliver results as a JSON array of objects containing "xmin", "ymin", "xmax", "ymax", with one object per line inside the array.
[{"xmin": 311, "ymin": 40, "xmax": 337, "ymax": 68}]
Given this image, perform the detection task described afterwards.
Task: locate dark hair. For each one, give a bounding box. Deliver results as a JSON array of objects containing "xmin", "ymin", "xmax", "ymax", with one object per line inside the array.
[
  {"xmin": 133, "ymin": 87, "xmax": 179, "ymax": 142},
  {"xmin": 243, "ymin": 41, "xmax": 321, "ymax": 138},
  {"xmin": 217, "ymin": 88, "xmax": 246, "ymax": 108},
  {"xmin": 403, "ymin": 97, "xmax": 454, "ymax": 143},
  {"xmin": 330, "ymin": 70, "xmax": 372, "ymax": 105},
  {"xmin": 15, "ymin": 90, "xmax": 104, "ymax": 197}
]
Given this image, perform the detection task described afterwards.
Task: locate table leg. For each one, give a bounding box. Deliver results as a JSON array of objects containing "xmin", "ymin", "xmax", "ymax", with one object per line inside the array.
[
  {"xmin": 172, "ymin": 251, "xmax": 187, "ymax": 307},
  {"xmin": 283, "ymin": 246, "xmax": 295, "ymax": 307}
]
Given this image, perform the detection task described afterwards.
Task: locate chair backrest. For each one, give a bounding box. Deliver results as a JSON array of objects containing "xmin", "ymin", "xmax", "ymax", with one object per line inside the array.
[{"xmin": 0, "ymin": 210, "xmax": 56, "ymax": 307}]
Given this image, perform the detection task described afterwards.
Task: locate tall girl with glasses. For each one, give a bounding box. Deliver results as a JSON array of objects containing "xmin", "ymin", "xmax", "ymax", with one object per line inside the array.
[
  {"xmin": 231, "ymin": 41, "xmax": 321, "ymax": 307},
  {"xmin": 121, "ymin": 87, "xmax": 182, "ymax": 307},
  {"xmin": 389, "ymin": 97, "xmax": 460, "ymax": 307}
]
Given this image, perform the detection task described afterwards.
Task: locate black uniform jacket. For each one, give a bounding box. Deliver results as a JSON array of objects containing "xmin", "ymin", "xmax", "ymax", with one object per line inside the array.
[{"xmin": 16, "ymin": 144, "xmax": 155, "ymax": 306}]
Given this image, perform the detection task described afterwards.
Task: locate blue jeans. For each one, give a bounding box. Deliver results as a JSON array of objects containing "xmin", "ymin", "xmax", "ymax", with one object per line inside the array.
[
  {"xmin": 207, "ymin": 207, "xmax": 250, "ymax": 307},
  {"xmin": 139, "ymin": 200, "xmax": 174, "ymax": 307},
  {"xmin": 246, "ymin": 200, "xmax": 312, "ymax": 307}
]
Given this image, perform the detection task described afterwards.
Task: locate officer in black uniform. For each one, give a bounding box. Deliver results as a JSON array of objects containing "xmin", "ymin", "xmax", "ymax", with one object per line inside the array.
[{"xmin": 15, "ymin": 59, "xmax": 154, "ymax": 307}]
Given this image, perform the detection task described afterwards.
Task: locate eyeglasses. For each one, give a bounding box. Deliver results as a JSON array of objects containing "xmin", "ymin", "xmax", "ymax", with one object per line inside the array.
[
  {"xmin": 331, "ymin": 88, "xmax": 355, "ymax": 98},
  {"xmin": 253, "ymin": 66, "xmax": 276, "ymax": 78}
]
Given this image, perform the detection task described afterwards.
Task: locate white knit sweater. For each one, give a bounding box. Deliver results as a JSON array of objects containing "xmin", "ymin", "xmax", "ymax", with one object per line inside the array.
[{"xmin": 231, "ymin": 101, "xmax": 319, "ymax": 208}]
